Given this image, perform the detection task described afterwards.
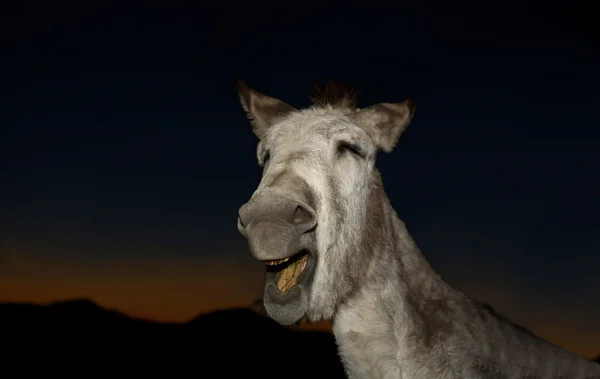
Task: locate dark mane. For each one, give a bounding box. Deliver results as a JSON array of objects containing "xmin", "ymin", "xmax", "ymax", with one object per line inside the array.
[{"xmin": 310, "ymin": 80, "xmax": 359, "ymax": 109}]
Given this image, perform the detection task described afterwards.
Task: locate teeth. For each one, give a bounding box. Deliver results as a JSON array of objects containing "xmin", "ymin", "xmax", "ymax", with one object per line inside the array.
[{"xmin": 264, "ymin": 257, "xmax": 290, "ymax": 266}]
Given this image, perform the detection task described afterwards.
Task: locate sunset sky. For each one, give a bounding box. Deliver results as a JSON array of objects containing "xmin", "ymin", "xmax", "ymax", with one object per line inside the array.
[{"xmin": 4, "ymin": 2, "xmax": 599, "ymax": 358}]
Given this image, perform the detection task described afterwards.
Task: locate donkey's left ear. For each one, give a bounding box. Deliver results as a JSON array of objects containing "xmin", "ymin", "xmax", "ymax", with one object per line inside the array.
[
  {"xmin": 357, "ymin": 100, "xmax": 416, "ymax": 153},
  {"xmin": 237, "ymin": 81, "xmax": 297, "ymax": 140}
]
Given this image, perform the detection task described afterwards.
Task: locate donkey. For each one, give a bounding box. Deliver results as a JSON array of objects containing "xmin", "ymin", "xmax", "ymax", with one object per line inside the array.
[{"xmin": 235, "ymin": 81, "xmax": 600, "ymax": 379}]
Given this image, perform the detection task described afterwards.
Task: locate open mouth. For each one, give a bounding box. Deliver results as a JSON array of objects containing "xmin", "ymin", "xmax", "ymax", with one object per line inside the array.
[
  {"xmin": 263, "ymin": 250, "xmax": 311, "ymax": 293},
  {"xmin": 258, "ymin": 245, "xmax": 316, "ymax": 325}
]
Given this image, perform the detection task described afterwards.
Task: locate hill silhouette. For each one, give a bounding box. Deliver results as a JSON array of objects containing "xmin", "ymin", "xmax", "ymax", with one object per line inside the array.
[
  {"xmin": 2, "ymin": 299, "xmax": 597, "ymax": 378},
  {"xmin": 0, "ymin": 299, "xmax": 345, "ymax": 379}
]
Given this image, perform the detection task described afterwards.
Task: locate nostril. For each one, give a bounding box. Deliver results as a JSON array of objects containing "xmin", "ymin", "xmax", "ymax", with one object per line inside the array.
[
  {"xmin": 238, "ymin": 214, "xmax": 246, "ymax": 229},
  {"xmin": 293, "ymin": 205, "xmax": 314, "ymax": 225}
]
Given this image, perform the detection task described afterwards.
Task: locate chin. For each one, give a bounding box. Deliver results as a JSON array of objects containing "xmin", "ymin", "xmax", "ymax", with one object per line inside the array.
[{"xmin": 261, "ymin": 249, "xmax": 317, "ymax": 325}]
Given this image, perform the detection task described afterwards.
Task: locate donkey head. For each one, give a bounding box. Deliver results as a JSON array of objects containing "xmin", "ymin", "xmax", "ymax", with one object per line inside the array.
[{"xmin": 236, "ymin": 81, "xmax": 415, "ymax": 325}]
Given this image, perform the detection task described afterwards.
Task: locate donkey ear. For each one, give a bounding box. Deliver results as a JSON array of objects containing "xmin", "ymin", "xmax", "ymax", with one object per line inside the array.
[
  {"xmin": 359, "ymin": 100, "xmax": 416, "ymax": 153},
  {"xmin": 236, "ymin": 81, "xmax": 297, "ymax": 139}
]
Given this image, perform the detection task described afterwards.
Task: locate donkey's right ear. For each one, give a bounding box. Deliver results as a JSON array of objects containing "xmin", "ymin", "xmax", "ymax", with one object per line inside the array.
[{"xmin": 236, "ymin": 81, "xmax": 297, "ymax": 139}]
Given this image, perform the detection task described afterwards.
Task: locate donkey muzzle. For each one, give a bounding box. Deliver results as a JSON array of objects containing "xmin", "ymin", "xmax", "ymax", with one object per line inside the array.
[{"xmin": 237, "ymin": 193, "xmax": 316, "ymax": 261}]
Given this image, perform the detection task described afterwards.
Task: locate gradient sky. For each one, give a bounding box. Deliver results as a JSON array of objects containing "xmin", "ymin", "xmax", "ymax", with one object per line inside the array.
[{"xmin": 3, "ymin": 1, "xmax": 599, "ymax": 357}]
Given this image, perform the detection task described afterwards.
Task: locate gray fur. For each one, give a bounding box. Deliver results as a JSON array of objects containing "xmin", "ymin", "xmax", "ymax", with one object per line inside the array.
[{"xmin": 235, "ymin": 81, "xmax": 600, "ymax": 379}]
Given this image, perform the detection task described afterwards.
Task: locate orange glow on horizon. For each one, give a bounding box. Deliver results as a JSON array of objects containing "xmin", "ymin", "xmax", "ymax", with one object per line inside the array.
[
  {"xmin": 1, "ymin": 250, "xmax": 598, "ymax": 359},
  {"xmin": 0, "ymin": 252, "xmax": 265, "ymax": 322}
]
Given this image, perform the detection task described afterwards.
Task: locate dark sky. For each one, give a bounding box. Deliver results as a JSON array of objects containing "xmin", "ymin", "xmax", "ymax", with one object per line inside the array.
[{"xmin": 3, "ymin": 1, "xmax": 599, "ymax": 356}]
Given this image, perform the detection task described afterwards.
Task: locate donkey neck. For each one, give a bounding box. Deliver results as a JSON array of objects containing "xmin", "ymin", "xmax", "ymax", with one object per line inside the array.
[
  {"xmin": 331, "ymin": 195, "xmax": 600, "ymax": 379},
  {"xmin": 331, "ymin": 196, "xmax": 460, "ymax": 379}
]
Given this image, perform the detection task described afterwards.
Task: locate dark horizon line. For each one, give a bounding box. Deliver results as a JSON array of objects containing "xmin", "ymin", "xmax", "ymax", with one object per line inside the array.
[
  {"xmin": 2, "ymin": 297, "xmax": 599, "ymax": 362},
  {"xmin": 0, "ymin": 297, "xmax": 266, "ymax": 325}
]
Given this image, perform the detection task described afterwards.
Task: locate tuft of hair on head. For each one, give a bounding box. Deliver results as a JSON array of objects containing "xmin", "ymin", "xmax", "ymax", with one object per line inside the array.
[{"xmin": 310, "ymin": 80, "xmax": 359, "ymax": 109}]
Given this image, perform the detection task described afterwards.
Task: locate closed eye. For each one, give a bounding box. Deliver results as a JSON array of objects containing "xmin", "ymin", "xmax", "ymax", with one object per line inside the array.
[{"xmin": 337, "ymin": 141, "xmax": 365, "ymax": 158}]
